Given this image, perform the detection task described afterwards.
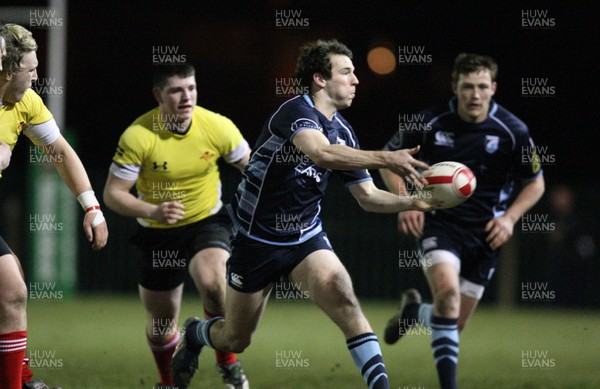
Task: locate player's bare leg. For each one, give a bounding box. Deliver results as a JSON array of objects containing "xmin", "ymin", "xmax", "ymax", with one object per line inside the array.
[
  {"xmin": 171, "ymin": 286, "xmax": 269, "ymax": 388},
  {"xmin": 209, "ymin": 286, "xmax": 272, "ymax": 353},
  {"xmin": 139, "ymin": 284, "xmax": 183, "ymax": 385},
  {"xmin": 188, "ymin": 247, "xmax": 227, "ymax": 316},
  {"xmin": 289, "ymin": 249, "xmax": 389, "ymax": 389},
  {"xmin": 423, "ymin": 261, "xmax": 460, "ymax": 389},
  {"xmin": 188, "ymin": 247, "xmax": 249, "ymax": 387},
  {"xmin": 0, "ymin": 253, "xmax": 28, "ymax": 388},
  {"xmin": 458, "ymin": 293, "xmax": 479, "ymax": 332},
  {"xmin": 425, "ymin": 262, "xmax": 461, "ymax": 319},
  {"xmin": 289, "ymin": 250, "xmax": 371, "ymax": 337}
]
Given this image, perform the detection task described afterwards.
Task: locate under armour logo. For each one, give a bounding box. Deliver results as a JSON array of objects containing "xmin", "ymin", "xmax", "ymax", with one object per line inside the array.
[{"xmin": 153, "ymin": 161, "xmax": 168, "ymax": 170}]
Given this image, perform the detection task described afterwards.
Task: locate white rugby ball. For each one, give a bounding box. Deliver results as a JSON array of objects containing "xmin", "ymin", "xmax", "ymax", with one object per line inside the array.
[{"xmin": 418, "ymin": 161, "xmax": 477, "ymax": 209}]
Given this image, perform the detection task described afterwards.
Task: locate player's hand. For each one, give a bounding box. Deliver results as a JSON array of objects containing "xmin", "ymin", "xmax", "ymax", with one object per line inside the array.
[
  {"xmin": 485, "ymin": 215, "xmax": 514, "ymax": 250},
  {"xmin": 0, "ymin": 142, "xmax": 12, "ymax": 170},
  {"xmin": 388, "ymin": 146, "xmax": 429, "ymax": 189},
  {"xmin": 83, "ymin": 211, "xmax": 108, "ymax": 250},
  {"xmin": 152, "ymin": 201, "xmax": 185, "ymax": 225},
  {"xmin": 398, "ymin": 210, "xmax": 425, "ymax": 238}
]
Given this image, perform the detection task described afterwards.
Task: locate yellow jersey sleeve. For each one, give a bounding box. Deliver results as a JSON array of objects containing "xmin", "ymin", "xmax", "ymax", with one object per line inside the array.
[
  {"xmin": 199, "ymin": 107, "xmax": 248, "ymax": 163},
  {"xmin": 21, "ymin": 89, "xmax": 53, "ymax": 126},
  {"xmin": 0, "ymin": 89, "xmax": 53, "ymax": 150}
]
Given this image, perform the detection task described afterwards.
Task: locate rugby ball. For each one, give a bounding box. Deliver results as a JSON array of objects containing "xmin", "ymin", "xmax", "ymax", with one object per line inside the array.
[{"xmin": 417, "ymin": 161, "xmax": 476, "ymax": 209}]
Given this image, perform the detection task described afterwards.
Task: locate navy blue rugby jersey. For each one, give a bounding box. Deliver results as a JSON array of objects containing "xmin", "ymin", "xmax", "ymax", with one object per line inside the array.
[
  {"xmin": 385, "ymin": 97, "xmax": 543, "ymax": 226},
  {"xmin": 229, "ymin": 94, "xmax": 372, "ymax": 245}
]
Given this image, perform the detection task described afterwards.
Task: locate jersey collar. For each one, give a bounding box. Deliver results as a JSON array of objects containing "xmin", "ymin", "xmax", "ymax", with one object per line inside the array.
[{"xmin": 302, "ymin": 94, "xmax": 337, "ymax": 121}]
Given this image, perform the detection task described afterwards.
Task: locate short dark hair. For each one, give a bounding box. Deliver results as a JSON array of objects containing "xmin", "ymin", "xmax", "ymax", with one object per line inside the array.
[
  {"xmin": 451, "ymin": 53, "xmax": 498, "ymax": 83},
  {"xmin": 153, "ymin": 63, "xmax": 195, "ymax": 89},
  {"xmin": 294, "ymin": 39, "xmax": 353, "ymax": 88}
]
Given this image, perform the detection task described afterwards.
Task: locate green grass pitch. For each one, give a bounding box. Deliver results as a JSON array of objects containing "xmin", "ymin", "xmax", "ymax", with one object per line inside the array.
[{"xmin": 27, "ymin": 295, "xmax": 600, "ymax": 388}]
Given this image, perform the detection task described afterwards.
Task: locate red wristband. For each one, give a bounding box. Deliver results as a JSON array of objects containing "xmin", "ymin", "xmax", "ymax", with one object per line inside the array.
[{"xmin": 84, "ymin": 205, "xmax": 101, "ymax": 213}]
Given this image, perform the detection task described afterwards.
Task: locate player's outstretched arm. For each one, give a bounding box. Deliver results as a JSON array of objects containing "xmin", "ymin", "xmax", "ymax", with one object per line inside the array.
[
  {"xmin": 44, "ymin": 135, "xmax": 108, "ymax": 250},
  {"xmin": 0, "ymin": 142, "xmax": 12, "ymax": 171},
  {"xmin": 103, "ymin": 173, "xmax": 184, "ymax": 225},
  {"xmin": 485, "ymin": 174, "xmax": 545, "ymax": 250},
  {"xmin": 348, "ymin": 180, "xmax": 432, "ymax": 214},
  {"xmin": 292, "ymin": 130, "xmax": 429, "ymax": 187}
]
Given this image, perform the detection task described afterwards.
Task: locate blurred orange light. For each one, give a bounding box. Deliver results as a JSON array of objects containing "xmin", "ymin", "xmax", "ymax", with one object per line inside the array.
[{"xmin": 367, "ymin": 47, "xmax": 396, "ymax": 75}]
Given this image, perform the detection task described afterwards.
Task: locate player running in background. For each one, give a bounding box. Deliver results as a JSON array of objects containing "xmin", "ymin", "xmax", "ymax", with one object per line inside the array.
[
  {"xmin": 380, "ymin": 53, "xmax": 545, "ymax": 389},
  {"xmin": 170, "ymin": 39, "xmax": 432, "ymax": 389},
  {"xmin": 0, "ymin": 23, "xmax": 108, "ymax": 389},
  {"xmin": 103, "ymin": 63, "xmax": 251, "ymax": 388}
]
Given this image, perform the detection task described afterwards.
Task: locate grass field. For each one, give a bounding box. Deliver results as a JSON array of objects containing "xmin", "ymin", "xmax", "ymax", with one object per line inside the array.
[{"xmin": 26, "ymin": 295, "xmax": 600, "ymax": 389}]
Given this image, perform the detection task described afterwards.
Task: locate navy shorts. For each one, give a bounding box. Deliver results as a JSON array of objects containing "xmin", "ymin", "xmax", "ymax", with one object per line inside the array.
[
  {"xmin": 420, "ymin": 217, "xmax": 499, "ymax": 287},
  {"xmin": 131, "ymin": 207, "xmax": 232, "ymax": 291},
  {"xmin": 227, "ymin": 231, "xmax": 333, "ymax": 293}
]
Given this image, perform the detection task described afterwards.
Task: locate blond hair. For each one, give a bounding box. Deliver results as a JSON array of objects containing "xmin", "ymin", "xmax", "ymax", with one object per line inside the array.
[{"xmin": 1, "ymin": 24, "xmax": 37, "ymax": 75}]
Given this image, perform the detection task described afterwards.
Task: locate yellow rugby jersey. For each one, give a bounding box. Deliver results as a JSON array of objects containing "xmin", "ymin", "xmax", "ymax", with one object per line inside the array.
[
  {"xmin": 111, "ymin": 106, "xmax": 248, "ymax": 228},
  {"xmin": 0, "ymin": 89, "xmax": 54, "ymax": 177}
]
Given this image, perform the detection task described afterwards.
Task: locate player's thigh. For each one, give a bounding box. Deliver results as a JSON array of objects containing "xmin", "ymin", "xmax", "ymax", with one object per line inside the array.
[
  {"xmin": 422, "ymin": 249, "xmax": 461, "ymax": 293},
  {"xmin": 222, "ymin": 285, "xmax": 272, "ymax": 340},
  {"xmin": 289, "ymin": 249, "xmax": 355, "ymax": 304},
  {"xmin": 188, "ymin": 247, "xmax": 229, "ymax": 284},
  {"xmin": 0, "ymin": 253, "xmax": 27, "ymax": 301},
  {"xmin": 138, "ymin": 283, "xmax": 184, "ymax": 317}
]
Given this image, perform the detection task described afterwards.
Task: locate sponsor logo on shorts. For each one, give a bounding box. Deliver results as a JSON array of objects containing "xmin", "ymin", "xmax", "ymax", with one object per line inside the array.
[
  {"xmin": 230, "ymin": 272, "xmax": 244, "ymax": 288},
  {"xmin": 421, "ymin": 237, "xmax": 438, "ymax": 251}
]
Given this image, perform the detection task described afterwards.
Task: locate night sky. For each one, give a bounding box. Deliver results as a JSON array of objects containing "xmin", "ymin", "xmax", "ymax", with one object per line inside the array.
[{"xmin": 2, "ymin": 1, "xmax": 597, "ymax": 186}]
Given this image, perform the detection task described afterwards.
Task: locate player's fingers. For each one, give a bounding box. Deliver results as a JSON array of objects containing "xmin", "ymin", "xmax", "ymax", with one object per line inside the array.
[
  {"xmin": 410, "ymin": 158, "xmax": 429, "ymax": 170},
  {"xmin": 172, "ymin": 201, "xmax": 185, "ymax": 209},
  {"xmin": 406, "ymin": 145, "xmax": 420, "ymax": 155},
  {"xmin": 409, "ymin": 173, "xmax": 425, "ymax": 189},
  {"xmin": 398, "ymin": 217, "xmax": 410, "ymax": 235},
  {"xmin": 404, "ymin": 216, "xmax": 421, "ymax": 238},
  {"xmin": 416, "ymin": 212, "xmax": 425, "ymax": 235},
  {"xmin": 402, "ymin": 168, "xmax": 422, "ymax": 185},
  {"xmin": 83, "ymin": 221, "xmax": 94, "ymax": 242},
  {"xmin": 92, "ymin": 224, "xmax": 108, "ymax": 250}
]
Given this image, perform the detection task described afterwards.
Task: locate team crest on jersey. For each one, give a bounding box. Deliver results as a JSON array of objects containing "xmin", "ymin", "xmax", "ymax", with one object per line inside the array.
[
  {"xmin": 485, "ymin": 135, "xmax": 499, "ymax": 154},
  {"xmin": 433, "ymin": 131, "xmax": 454, "ymax": 147},
  {"xmin": 291, "ymin": 118, "xmax": 322, "ymax": 133}
]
